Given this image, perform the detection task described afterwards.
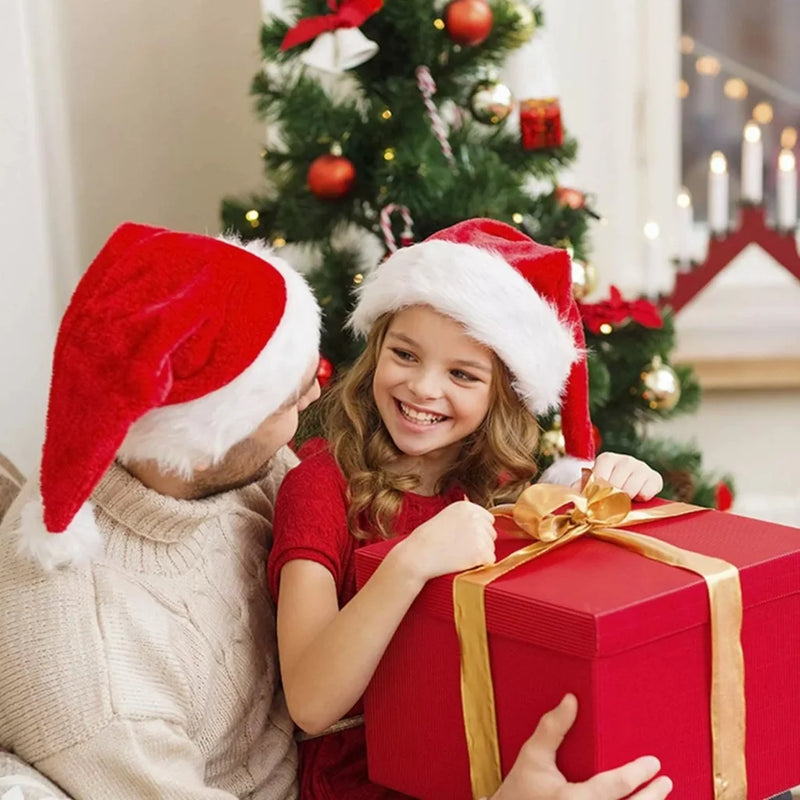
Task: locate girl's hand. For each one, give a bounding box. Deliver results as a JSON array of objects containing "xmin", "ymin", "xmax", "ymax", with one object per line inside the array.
[
  {"xmin": 580, "ymin": 453, "xmax": 663, "ymax": 501},
  {"xmin": 491, "ymin": 695, "xmax": 672, "ymax": 800},
  {"xmin": 398, "ymin": 500, "xmax": 497, "ymax": 583}
]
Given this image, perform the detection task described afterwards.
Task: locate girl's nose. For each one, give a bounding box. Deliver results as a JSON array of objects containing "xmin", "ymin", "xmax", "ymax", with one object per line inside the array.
[{"xmin": 408, "ymin": 369, "xmax": 442, "ymax": 400}]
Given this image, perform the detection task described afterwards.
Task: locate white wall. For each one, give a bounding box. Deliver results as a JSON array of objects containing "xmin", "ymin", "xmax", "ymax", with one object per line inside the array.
[
  {"xmin": 0, "ymin": 0, "xmax": 265, "ymax": 472},
  {"xmin": 0, "ymin": 0, "xmax": 61, "ymax": 473}
]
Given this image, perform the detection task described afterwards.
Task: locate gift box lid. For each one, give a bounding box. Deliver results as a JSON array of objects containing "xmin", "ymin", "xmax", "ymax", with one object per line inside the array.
[{"xmin": 355, "ymin": 506, "xmax": 800, "ymax": 657}]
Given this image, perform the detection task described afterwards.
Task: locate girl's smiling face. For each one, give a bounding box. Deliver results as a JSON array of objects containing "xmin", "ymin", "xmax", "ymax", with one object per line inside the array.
[{"xmin": 372, "ymin": 305, "xmax": 494, "ymax": 478}]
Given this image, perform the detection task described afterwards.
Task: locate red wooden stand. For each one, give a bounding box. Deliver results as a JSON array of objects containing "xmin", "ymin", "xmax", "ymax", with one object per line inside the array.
[{"xmin": 665, "ymin": 205, "xmax": 800, "ymax": 313}]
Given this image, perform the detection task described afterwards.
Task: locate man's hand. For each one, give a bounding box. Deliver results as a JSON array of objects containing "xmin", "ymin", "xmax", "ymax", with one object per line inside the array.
[{"xmin": 492, "ymin": 695, "xmax": 673, "ymax": 800}]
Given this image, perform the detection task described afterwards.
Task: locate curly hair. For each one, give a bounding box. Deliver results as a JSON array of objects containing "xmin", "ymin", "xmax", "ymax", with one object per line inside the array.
[{"xmin": 315, "ymin": 311, "xmax": 542, "ymax": 540}]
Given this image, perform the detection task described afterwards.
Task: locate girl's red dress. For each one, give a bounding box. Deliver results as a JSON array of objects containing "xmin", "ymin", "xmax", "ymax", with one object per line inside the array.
[{"xmin": 268, "ymin": 448, "xmax": 463, "ymax": 799}]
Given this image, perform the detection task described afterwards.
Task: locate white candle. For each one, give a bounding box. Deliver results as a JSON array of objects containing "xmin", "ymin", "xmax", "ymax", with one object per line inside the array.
[
  {"xmin": 643, "ymin": 220, "xmax": 662, "ymax": 299},
  {"xmin": 708, "ymin": 151, "xmax": 729, "ymax": 235},
  {"xmin": 777, "ymin": 149, "xmax": 797, "ymax": 231},
  {"xmin": 676, "ymin": 188, "xmax": 694, "ymax": 271},
  {"xmin": 741, "ymin": 122, "xmax": 763, "ymax": 204}
]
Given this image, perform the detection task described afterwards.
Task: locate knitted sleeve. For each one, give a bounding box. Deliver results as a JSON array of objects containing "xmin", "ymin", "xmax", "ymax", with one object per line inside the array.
[
  {"xmin": 267, "ymin": 450, "xmax": 350, "ymax": 601},
  {"xmin": 35, "ymin": 717, "xmax": 247, "ymax": 800}
]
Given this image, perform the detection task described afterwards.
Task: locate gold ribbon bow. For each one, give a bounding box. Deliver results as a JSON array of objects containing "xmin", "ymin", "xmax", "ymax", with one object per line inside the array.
[{"xmin": 453, "ymin": 477, "xmax": 746, "ymax": 800}]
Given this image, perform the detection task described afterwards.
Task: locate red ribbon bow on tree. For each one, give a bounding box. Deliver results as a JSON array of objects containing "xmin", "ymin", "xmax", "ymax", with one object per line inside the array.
[
  {"xmin": 281, "ymin": 0, "xmax": 383, "ymax": 51},
  {"xmin": 578, "ymin": 285, "xmax": 663, "ymax": 334}
]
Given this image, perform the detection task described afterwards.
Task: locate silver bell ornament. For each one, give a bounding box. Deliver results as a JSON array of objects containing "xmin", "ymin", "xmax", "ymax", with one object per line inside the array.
[{"xmin": 469, "ymin": 80, "xmax": 515, "ymax": 125}]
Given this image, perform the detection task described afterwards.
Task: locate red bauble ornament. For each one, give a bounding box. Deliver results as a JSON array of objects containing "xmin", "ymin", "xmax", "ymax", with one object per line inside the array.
[
  {"xmin": 444, "ymin": 0, "xmax": 493, "ymax": 46},
  {"xmin": 317, "ymin": 356, "xmax": 334, "ymax": 389},
  {"xmin": 307, "ymin": 154, "xmax": 356, "ymax": 200},
  {"xmin": 715, "ymin": 481, "xmax": 734, "ymax": 512}
]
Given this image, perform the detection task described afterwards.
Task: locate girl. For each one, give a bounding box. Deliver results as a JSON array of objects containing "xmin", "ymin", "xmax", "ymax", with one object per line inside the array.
[{"xmin": 268, "ymin": 218, "xmax": 666, "ymax": 799}]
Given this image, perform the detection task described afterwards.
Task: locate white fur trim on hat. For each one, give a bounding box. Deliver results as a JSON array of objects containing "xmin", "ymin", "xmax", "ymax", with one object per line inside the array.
[
  {"xmin": 538, "ymin": 456, "xmax": 595, "ymax": 487},
  {"xmin": 117, "ymin": 239, "xmax": 322, "ymax": 478},
  {"xmin": 349, "ymin": 240, "xmax": 578, "ymax": 414},
  {"xmin": 17, "ymin": 495, "xmax": 102, "ymax": 570}
]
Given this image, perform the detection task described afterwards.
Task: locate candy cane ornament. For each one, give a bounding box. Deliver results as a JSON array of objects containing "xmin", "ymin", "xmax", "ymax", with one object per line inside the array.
[{"xmin": 380, "ymin": 204, "xmax": 415, "ymax": 253}]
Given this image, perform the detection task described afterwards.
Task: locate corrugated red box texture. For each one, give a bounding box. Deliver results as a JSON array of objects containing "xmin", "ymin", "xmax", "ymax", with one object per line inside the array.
[{"xmin": 355, "ymin": 507, "xmax": 800, "ymax": 799}]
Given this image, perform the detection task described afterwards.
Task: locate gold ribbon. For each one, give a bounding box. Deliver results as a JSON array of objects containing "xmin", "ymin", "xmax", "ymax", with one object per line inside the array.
[{"xmin": 453, "ymin": 477, "xmax": 746, "ymax": 800}]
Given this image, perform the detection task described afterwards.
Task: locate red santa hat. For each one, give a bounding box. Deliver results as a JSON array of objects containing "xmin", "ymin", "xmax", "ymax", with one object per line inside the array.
[
  {"xmin": 349, "ymin": 217, "xmax": 594, "ymax": 484},
  {"xmin": 19, "ymin": 222, "xmax": 321, "ymax": 569}
]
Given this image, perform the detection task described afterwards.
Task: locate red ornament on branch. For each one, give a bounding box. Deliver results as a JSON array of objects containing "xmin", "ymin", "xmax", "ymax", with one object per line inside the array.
[
  {"xmin": 444, "ymin": 0, "xmax": 493, "ymax": 46},
  {"xmin": 307, "ymin": 154, "xmax": 356, "ymax": 200},
  {"xmin": 715, "ymin": 481, "xmax": 734, "ymax": 512},
  {"xmin": 317, "ymin": 356, "xmax": 334, "ymax": 388},
  {"xmin": 519, "ymin": 98, "xmax": 563, "ymax": 150},
  {"xmin": 579, "ymin": 286, "xmax": 663, "ymax": 334}
]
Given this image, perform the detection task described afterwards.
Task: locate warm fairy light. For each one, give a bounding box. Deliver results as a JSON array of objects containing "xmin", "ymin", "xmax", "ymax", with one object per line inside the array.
[
  {"xmin": 353, "ymin": 273, "xmax": 364, "ymax": 285},
  {"xmin": 433, "ymin": 17, "xmax": 445, "ymax": 30},
  {"xmin": 781, "ymin": 127, "xmax": 798, "ymax": 149},
  {"xmin": 709, "ymin": 151, "xmax": 728, "ymax": 174},
  {"xmin": 679, "ymin": 34, "xmax": 695, "ymax": 54},
  {"xmin": 383, "ymin": 148, "xmax": 396, "ymax": 161},
  {"xmin": 381, "ymin": 109, "xmax": 392, "ymax": 120},
  {"xmin": 677, "ymin": 80, "xmax": 690, "ymax": 99},
  {"xmin": 724, "ymin": 78, "xmax": 748, "ymax": 100},
  {"xmin": 752, "ymin": 102, "xmax": 773, "ymax": 124},
  {"xmin": 599, "ymin": 323, "xmax": 613, "ymax": 335},
  {"xmin": 260, "ymin": 148, "xmax": 268, "ymax": 158},
  {"xmin": 695, "ymin": 56, "xmax": 721, "ymax": 76},
  {"xmin": 677, "ymin": 188, "xmax": 692, "ymax": 209},
  {"xmin": 643, "ymin": 221, "xmax": 660, "ymax": 240},
  {"xmin": 330, "ymin": 142, "xmax": 343, "ymax": 156},
  {"xmin": 779, "ymin": 150, "xmax": 796, "ymax": 173},
  {"xmin": 743, "ymin": 121, "xmax": 761, "ymax": 143},
  {"xmin": 512, "ymin": 212, "xmax": 523, "ymax": 224},
  {"xmin": 272, "ymin": 237, "xmax": 286, "ymax": 248},
  {"xmin": 245, "ymin": 210, "xmax": 260, "ymax": 227}
]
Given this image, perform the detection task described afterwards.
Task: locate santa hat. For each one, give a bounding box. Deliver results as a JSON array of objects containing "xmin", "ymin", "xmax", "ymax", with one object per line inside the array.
[
  {"xmin": 349, "ymin": 217, "xmax": 594, "ymax": 484},
  {"xmin": 19, "ymin": 222, "xmax": 321, "ymax": 569}
]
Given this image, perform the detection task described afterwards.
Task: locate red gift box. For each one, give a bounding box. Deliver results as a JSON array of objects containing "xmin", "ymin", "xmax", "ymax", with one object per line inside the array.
[
  {"xmin": 355, "ymin": 506, "xmax": 800, "ymax": 799},
  {"xmin": 519, "ymin": 97, "xmax": 563, "ymax": 150}
]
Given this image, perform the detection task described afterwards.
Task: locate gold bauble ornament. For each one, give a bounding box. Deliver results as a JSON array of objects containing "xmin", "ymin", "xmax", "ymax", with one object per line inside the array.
[
  {"xmin": 640, "ymin": 356, "xmax": 681, "ymax": 410},
  {"xmin": 540, "ymin": 415, "xmax": 566, "ymax": 458},
  {"xmin": 469, "ymin": 80, "xmax": 515, "ymax": 125},
  {"xmin": 571, "ymin": 258, "xmax": 598, "ymax": 301},
  {"xmin": 508, "ymin": 1, "xmax": 537, "ymax": 47}
]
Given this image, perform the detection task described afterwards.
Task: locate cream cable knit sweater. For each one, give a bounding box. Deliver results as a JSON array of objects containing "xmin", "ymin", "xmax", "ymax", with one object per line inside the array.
[{"xmin": 0, "ymin": 451, "xmax": 300, "ymax": 800}]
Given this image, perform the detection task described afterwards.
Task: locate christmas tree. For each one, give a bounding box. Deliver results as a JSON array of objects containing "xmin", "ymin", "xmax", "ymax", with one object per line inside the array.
[{"xmin": 222, "ymin": 0, "xmax": 733, "ymax": 507}]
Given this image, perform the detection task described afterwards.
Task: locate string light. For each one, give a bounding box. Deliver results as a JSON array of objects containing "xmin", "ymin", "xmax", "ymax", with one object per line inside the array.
[
  {"xmin": 752, "ymin": 102, "xmax": 773, "ymax": 124},
  {"xmin": 353, "ymin": 273, "xmax": 364, "ymax": 285},
  {"xmin": 245, "ymin": 210, "xmax": 260, "ymax": 227},
  {"xmin": 599, "ymin": 323, "xmax": 613, "ymax": 335},
  {"xmin": 679, "ymin": 35, "xmax": 695, "ymax": 55},
  {"xmin": 272, "ymin": 236, "xmax": 286, "ymax": 248},
  {"xmin": 512, "ymin": 212, "xmax": 523, "ymax": 224},
  {"xmin": 381, "ymin": 109, "xmax": 392, "ymax": 120},
  {"xmin": 433, "ymin": 18, "xmax": 445, "ymax": 30},
  {"xmin": 695, "ymin": 56, "xmax": 721, "ymax": 76},
  {"xmin": 677, "ymin": 80, "xmax": 690, "ymax": 99},
  {"xmin": 723, "ymin": 78, "xmax": 748, "ymax": 100},
  {"xmin": 383, "ymin": 148, "xmax": 396, "ymax": 161}
]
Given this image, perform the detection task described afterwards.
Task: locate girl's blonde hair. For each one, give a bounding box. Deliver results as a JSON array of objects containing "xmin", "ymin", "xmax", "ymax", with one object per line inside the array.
[{"xmin": 319, "ymin": 311, "xmax": 541, "ymax": 540}]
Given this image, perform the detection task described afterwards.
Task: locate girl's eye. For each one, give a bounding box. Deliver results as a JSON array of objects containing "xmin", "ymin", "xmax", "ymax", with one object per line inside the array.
[
  {"xmin": 391, "ymin": 348, "xmax": 415, "ymax": 361},
  {"xmin": 451, "ymin": 369, "xmax": 478, "ymax": 382}
]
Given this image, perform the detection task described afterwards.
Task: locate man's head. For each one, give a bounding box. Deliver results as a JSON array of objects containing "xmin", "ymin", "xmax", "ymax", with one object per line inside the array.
[{"xmin": 19, "ymin": 222, "xmax": 321, "ymax": 569}]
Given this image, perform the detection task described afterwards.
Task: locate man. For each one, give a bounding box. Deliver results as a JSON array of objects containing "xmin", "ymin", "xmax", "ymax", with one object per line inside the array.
[{"xmin": 0, "ymin": 222, "xmax": 670, "ymax": 799}]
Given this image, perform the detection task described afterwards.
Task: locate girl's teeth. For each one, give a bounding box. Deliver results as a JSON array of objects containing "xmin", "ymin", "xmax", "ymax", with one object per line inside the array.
[{"xmin": 400, "ymin": 403, "xmax": 445, "ymax": 424}]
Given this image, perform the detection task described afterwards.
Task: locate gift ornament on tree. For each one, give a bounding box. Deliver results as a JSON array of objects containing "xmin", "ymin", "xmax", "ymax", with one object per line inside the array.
[{"xmin": 519, "ymin": 97, "xmax": 563, "ymax": 150}]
